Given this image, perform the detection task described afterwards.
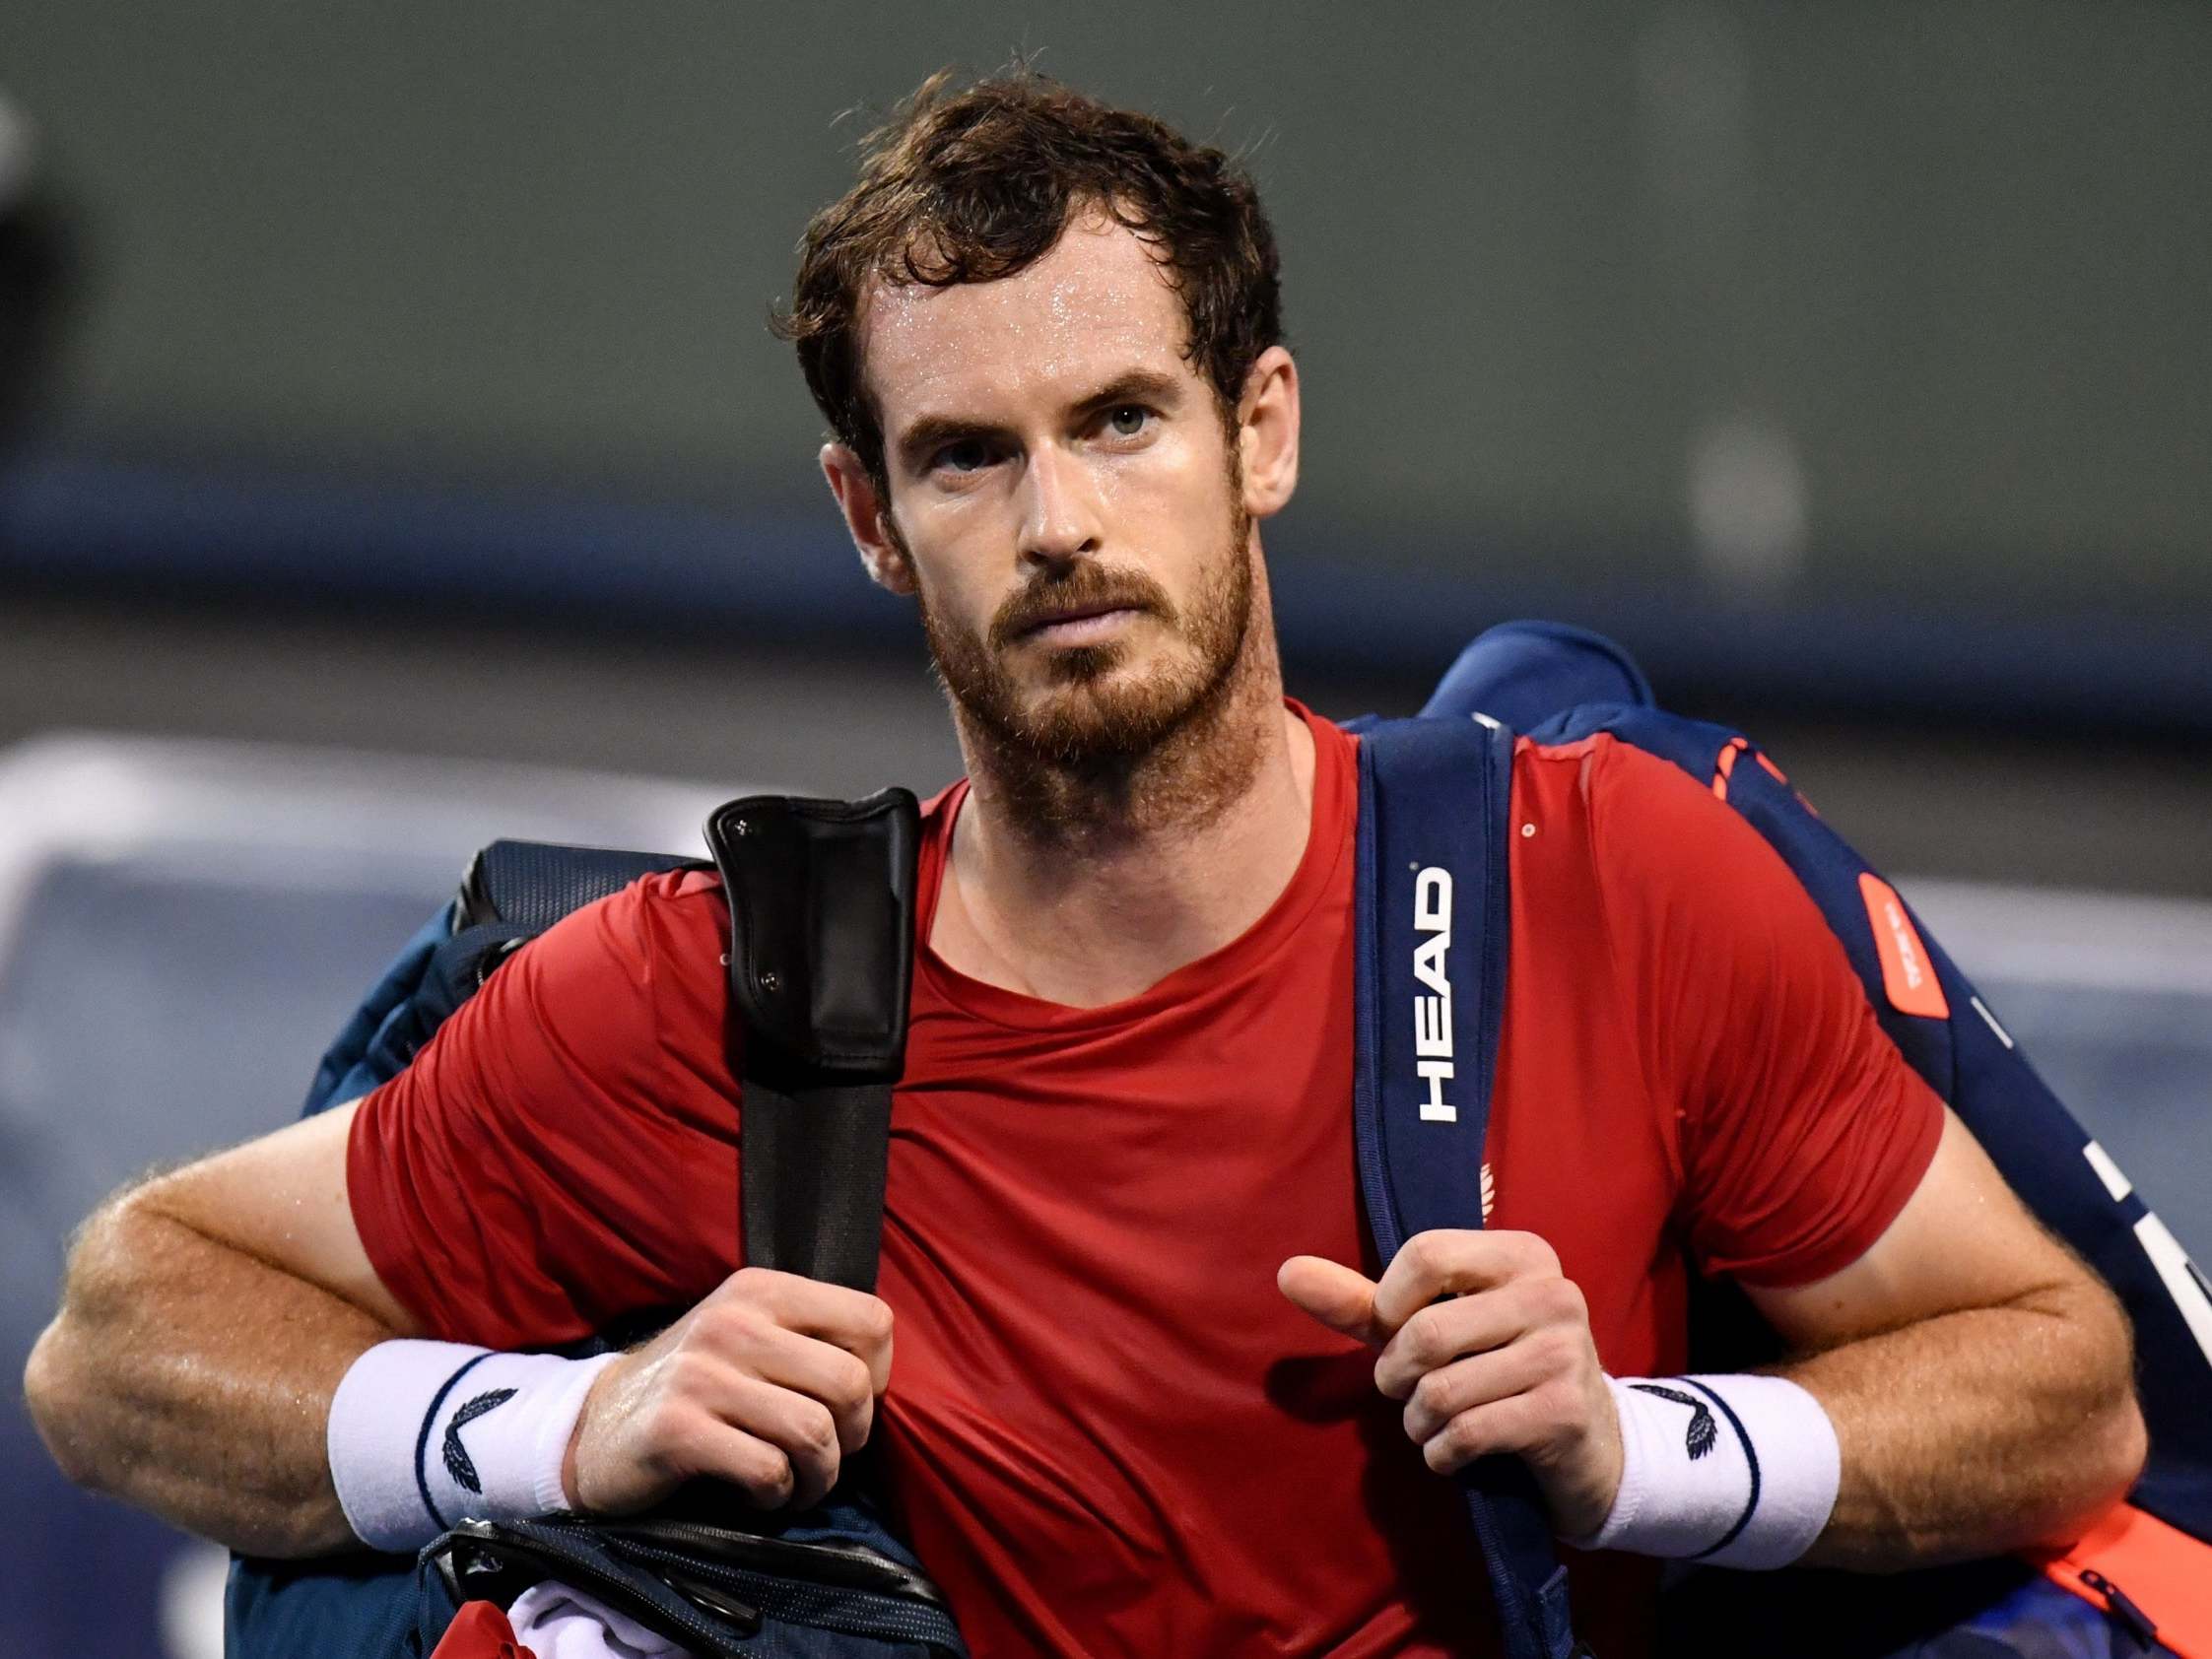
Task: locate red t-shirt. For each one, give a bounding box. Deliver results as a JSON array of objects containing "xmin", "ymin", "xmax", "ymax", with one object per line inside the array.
[{"xmin": 351, "ymin": 703, "xmax": 1942, "ymax": 1658}]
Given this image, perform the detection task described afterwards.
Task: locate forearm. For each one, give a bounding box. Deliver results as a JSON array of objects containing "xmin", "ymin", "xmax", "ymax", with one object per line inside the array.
[
  {"xmin": 1784, "ymin": 1278, "xmax": 2145, "ymax": 1570},
  {"xmin": 25, "ymin": 1192, "xmax": 393, "ymax": 1558}
]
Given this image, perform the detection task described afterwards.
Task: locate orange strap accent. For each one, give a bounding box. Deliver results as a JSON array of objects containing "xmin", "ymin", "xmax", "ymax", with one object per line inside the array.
[
  {"xmin": 1756, "ymin": 751, "xmax": 1789, "ymax": 785},
  {"xmin": 1711, "ymin": 737, "xmax": 1748, "ymax": 799},
  {"xmin": 2032, "ymin": 1502, "xmax": 2212, "ymax": 1657},
  {"xmin": 1857, "ymin": 873, "xmax": 1950, "ymax": 1019}
]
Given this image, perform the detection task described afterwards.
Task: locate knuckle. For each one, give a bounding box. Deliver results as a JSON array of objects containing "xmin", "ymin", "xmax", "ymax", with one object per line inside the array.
[
  {"xmin": 1430, "ymin": 1416, "xmax": 1481, "ymax": 1470},
  {"xmin": 662, "ymin": 1347, "xmax": 710, "ymax": 1396},
  {"xmin": 1555, "ymin": 1374, "xmax": 1592, "ymax": 1419},
  {"xmin": 1411, "ymin": 1367, "xmax": 1454, "ymax": 1418},
  {"xmin": 859, "ymin": 1296, "xmax": 895, "ymax": 1346},
  {"xmin": 1547, "ymin": 1277, "xmax": 1587, "ymax": 1324},
  {"xmin": 797, "ymin": 1401, "xmax": 839, "ymax": 1458},
  {"xmin": 690, "ymin": 1304, "xmax": 756, "ymax": 1359},
  {"xmin": 729, "ymin": 1264, "xmax": 778, "ymax": 1302},
  {"xmin": 743, "ymin": 1442, "xmax": 795, "ymax": 1502},
  {"xmin": 1404, "ymin": 1231, "xmax": 1452, "ymax": 1284},
  {"xmin": 841, "ymin": 1390, "xmax": 877, "ymax": 1451},
  {"xmin": 649, "ymin": 1411, "xmax": 710, "ymax": 1477},
  {"xmin": 1532, "ymin": 1326, "xmax": 1580, "ymax": 1372},
  {"xmin": 1400, "ymin": 1305, "xmax": 1444, "ymax": 1365},
  {"xmin": 1534, "ymin": 1377, "xmax": 1582, "ymax": 1429},
  {"xmin": 1447, "ymin": 1414, "xmax": 1486, "ymax": 1457},
  {"xmin": 641, "ymin": 1390, "xmax": 697, "ymax": 1450},
  {"xmin": 836, "ymin": 1354, "xmax": 874, "ymax": 1410}
]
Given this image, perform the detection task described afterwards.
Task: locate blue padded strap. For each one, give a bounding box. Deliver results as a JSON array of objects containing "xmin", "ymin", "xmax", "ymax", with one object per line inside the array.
[
  {"xmin": 1353, "ymin": 713, "xmax": 1580, "ymax": 1659},
  {"xmin": 1424, "ymin": 620, "xmax": 1656, "ymax": 730}
]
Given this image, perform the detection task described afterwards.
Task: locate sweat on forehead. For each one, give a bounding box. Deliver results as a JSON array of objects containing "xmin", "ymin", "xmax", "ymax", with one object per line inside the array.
[{"xmin": 854, "ymin": 213, "xmax": 1200, "ymax": 438}]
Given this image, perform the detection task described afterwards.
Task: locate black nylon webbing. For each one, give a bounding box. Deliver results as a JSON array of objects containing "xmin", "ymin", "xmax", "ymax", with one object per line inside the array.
[{"xmin": 738, "ymin": 1074, "xmax": 893, "ymax": 1294}]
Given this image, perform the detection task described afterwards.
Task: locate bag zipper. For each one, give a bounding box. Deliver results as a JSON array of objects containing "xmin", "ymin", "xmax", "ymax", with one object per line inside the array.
[{"xmin": 2079, "ymin": 1566, "xmax": 2161, "ymax": 1650}]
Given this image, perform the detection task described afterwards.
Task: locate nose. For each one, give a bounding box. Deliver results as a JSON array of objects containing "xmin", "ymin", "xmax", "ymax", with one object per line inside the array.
[{"xmin": 1016, "ymin": 442, "xmax": 1104, "ymax": 570}]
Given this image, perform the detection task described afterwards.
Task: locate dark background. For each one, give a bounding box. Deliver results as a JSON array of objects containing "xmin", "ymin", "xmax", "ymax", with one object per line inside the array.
[{"xmin": 3, "ymin": 2, "xmax": 2208, "ymax": 891}]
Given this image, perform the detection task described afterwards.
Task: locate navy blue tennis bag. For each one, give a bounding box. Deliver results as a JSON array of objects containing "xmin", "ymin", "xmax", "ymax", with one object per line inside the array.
[{"xmin": 228, "ymin": 621, "xmax": 2212, "ymax": 1659}]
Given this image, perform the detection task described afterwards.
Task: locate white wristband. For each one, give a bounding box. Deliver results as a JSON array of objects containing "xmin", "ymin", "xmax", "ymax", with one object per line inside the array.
[
  {"xmin": 326, "ymin": 1339, "xmax": 619, "ymax": 1553},
  {"xmin": 1570, "ymin": 1373, "xmax": 1841, "ymax": 1569}
]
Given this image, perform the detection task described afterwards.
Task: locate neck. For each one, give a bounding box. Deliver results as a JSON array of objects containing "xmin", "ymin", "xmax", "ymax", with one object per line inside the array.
[{"xmin": 932, "ymin": 571, "xmax": 1318, "ymax": 1008}]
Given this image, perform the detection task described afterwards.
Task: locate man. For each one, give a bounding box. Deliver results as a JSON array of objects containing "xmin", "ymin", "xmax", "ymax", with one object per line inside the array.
[{"xmin": 26, "ymin": 71, "xmax": 2143, "ymax": 1658}]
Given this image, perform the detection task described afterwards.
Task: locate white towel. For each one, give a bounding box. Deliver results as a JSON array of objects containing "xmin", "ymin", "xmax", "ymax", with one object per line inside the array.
[{"xmin": 505, "ymin": 1580, "xmax": 697, "ymax": 1659}]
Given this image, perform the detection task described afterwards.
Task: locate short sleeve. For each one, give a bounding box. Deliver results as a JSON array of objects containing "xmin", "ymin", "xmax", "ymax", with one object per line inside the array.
[
  {"xmin": 347, "ymin": 870, "xmax": 741, "ymax": 1349},
  {"xmin": 1587, "ymin": 742, "xmax": 1945, "ymax": 1288}
]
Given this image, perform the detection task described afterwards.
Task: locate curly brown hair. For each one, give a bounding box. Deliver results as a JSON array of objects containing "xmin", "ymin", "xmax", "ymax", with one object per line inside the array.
[{"xmin": 773, "ymin": 68, "xmax": 1284, "ymax": 488}]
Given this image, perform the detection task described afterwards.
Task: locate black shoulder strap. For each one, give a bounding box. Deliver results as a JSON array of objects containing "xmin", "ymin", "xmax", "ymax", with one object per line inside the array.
[
  {"xmin": 460, "ymin": 839, "xmax": 706, "ymax": 934},
  {"xmin": 704, "ymin": 789, "xmax": 920, "ymax": 1294}
]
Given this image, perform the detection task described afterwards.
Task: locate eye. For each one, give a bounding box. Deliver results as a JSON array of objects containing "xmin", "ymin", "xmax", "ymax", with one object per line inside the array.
[
  {"xmin": 933, "ymin": 438, "xmax": 993, "ymax": 475},
  {"xmin": 1105, "ymin": 405, "xmax": 1152, "ymax": 438}
]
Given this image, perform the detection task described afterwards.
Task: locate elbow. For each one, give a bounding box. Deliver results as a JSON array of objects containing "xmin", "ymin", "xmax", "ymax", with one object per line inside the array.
[
  {"xmin": 2106, "ymin": 1388, "xmax": 2150, "ymax": 1501},
  {"xmin": 2041, "ymin": 1383, "xmax": 2149, "ymax": 1551},
  {"xmin": 2043, "ymin": 1280, "xmax": 2150, "ymax": 1544},
  {"xmin": 24, "ymin": 1191, "xmax": 157, "ymax": 1492},
  {"xmin": 2087, "ymin": 1283, "xmax": 2150, "ymax": 1506},
  {"xmin": 25, "ymin": 1322, "xmax": 91, "ymax": 1490},
  {"xmin": 24, "ymin": 1303, "xmax": 110, "ymax": 1494}
]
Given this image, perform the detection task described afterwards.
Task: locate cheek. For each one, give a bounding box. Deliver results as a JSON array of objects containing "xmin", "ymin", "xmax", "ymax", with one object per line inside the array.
[
  {"xmin": 900, "ymin": 512, "xmax": 1008, "ymax": 629},
  {"xmin": 1106, "ymin": 433, "xmax": 1239, "ymax": 564}
]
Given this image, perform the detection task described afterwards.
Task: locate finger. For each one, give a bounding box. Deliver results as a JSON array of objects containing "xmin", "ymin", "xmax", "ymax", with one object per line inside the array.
[
  {"xmin": 707, "ymin": 1371, "xmax": 843, "ymax": 1511},
  {"xmin": 1400, "ymin": 1340, "xmax": 1555, "ymax": 1444},
  {"xmin": 1372, "ymin": 1228, "xmax": 1558, "ymax": 1332},
  {"xmin": 1420, "ymin": 1391, "xmax": 1553, "ymax": 1478},
  {"xmin": 1373, "ymin": 1281, "xmax": 1542, "ymax": 1399},
  {"xmin": 658, "ymin": 1412, "xmax": 798, "ymax": 1512},
  {"xmin": 719, "ymin": 1268, "xmax": 896, "ymax": 1389},
  {"xmin": 1277, "ymin": 1255, "xmax": 1388, "ymax": 1346},
  {"xmin": 733, "ymin": 1323, "xmax": 879, "ymax": 1455}
]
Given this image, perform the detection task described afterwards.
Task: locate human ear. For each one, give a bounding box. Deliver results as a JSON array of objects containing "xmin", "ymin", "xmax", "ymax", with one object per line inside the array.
[
  {"xmin": 1235, "ymin": 346, "xmax": 1302, "ymax": 520},
  {"xmin": 821, "ymin": 442, "xmax": 916, "ymax": 596}
]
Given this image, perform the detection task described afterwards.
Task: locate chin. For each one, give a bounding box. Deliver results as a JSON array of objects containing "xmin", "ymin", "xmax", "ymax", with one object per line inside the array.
[{"xmin": 1005, "ymin": 653, "xmax": 1217, "ymax": 761}]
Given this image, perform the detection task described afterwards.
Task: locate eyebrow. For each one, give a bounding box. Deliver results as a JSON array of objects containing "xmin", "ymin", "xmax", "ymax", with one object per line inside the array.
[{"xmin": 893, "ymin": 368, "xmax": 1187, "ymax": 475}]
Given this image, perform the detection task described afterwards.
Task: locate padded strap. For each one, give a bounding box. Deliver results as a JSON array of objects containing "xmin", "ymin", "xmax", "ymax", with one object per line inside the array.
[
  {"xmin": 704, "ymin": 789, "xmax": 920, "ymax": 1296},
  {"xmin": 459, "ymin": 839, "xmax": 704, "ymax": 934},
  {"xmin": 1353, "ymin": 714, "xmax": 1584, "ymax": 1659},
  {"xmin": 736, "ymin": 1077, "xmax": 895, "ymax": 1294}
]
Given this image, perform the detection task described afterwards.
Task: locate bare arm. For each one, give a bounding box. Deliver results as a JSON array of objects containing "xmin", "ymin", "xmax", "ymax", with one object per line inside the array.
[
  {"xmin": 1282, "ymin": 1108, "xmax": 2146, "ymax": 1568},
  {"xmin": 25, "ymin": 1097, "xmax": 896, "ymax": 1559},
  {"xmin": 1754, "ymin": 1107, "xmax": 2146, "ymax": 1568},
  {"xmin": 23, "ymin": 1100, "xmax": 416, "ymax": 1557}
]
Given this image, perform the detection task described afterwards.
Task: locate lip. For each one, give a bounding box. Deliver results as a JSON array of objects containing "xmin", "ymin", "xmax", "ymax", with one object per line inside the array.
[{"xmin": 1020, "ymin": 603, "xmax": 1144, "ymax": 641}]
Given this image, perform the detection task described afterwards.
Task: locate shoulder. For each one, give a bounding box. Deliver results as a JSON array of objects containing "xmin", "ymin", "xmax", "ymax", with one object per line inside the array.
[
  {"xmin": 1511, "ymin": 726, "xmax": 1728, "ymax": 827},
  {"xmin": 454, "ymin": 866, "xmax": 732, "ymax": 1087},
  {"xmin": 1511, "ymin": 727, "xmax": 1811, "ymax": 915},
  {"xmin": 540, "ymin": 866, "xmax": 725, "ymax": 971}
]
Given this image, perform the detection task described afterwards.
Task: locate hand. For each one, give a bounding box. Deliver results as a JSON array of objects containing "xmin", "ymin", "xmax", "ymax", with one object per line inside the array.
[
  {"xmin": 1278, "ymin": 1229, "xmax": 1623, "ymax": 1538},
  {"xmin": 565, "ymin": 1266, "xmax": 894, "ymax": 1517}
]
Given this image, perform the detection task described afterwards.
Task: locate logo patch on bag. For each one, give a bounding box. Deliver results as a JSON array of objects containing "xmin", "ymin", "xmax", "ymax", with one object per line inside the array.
[
  {"xmin": 1412, "ymin": 867, "xmax": 1456, "ymax": 1122},
  {"xmin": 1857, "ymin": 874, "xmax": 1949, "ymax": 1019}
]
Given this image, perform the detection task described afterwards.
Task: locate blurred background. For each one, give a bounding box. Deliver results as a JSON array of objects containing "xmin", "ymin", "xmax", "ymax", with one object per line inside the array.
[{"xmin": 2, "ymin": 3, "xmax": 2206, "ymax": 1653}]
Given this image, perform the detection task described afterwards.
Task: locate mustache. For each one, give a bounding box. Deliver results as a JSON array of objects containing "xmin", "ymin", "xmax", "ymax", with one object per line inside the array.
[{"xmin": 987, "ymin": 566, "xmax": 1173, "ymax": 649}]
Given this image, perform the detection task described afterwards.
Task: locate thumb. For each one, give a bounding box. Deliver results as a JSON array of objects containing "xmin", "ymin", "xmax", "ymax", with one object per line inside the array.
[{"xmin": 1278, "ymin": 1254, "xmax": 1388, "ymax": 1347}]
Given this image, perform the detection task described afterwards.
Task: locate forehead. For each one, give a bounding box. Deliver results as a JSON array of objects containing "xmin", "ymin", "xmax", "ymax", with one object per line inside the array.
[{"xmin": 857, "ymin": 213, "xmax": 1195, "ymax": 431}]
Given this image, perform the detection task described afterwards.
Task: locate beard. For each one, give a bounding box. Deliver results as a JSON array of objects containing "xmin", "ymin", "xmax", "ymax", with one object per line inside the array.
[{"xmin": 906, "ymin": 489, "xmax": 1263, "ymax": 839}]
